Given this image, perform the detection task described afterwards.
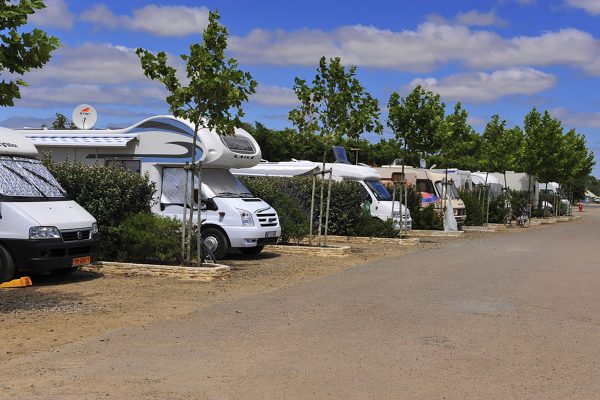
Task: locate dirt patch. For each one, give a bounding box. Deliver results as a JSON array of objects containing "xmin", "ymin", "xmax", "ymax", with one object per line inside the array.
[{"xmin": 0, "ymin": 239, "xmax": 424, "ymax": 361}]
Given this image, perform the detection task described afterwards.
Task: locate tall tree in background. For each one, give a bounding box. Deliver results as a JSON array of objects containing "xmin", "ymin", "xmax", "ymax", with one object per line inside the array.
[
  {"xmin": 288, "ymin": 56, "xmax": 382, "ymax": 243},
  {"xmin": 559, "ymin": 128, "xmax": 594, "ymax": 199},
  {"xmin": 52, "ymin": 113, "xmax": 75, "ymax": 129},
  {"xmin": 0, "ymin": 0, "xmax": 60, "ymax": 106},
  {"xmin": 438, "ymin": 102, "xmax": 482, "ymax": 170},
  {"xmin": 481, "ymin": 114, "xmax": 524, "ymax": 176},
  {"xmin": 387, "ymin": 85, "xmax": 446, "ymax": 167},
  {"xmin": 137, "ymin": 10, "xmax": 256, "ymax": 265}
]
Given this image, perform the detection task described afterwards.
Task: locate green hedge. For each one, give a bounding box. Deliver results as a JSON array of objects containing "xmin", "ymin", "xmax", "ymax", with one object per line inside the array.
[
  {"xmin": 240, "ymin": 176, "xmax": 398, "ymax": 241},
  {"xmin": 43, "ymin": 158, "xmax": 156, "ymax": 259}
]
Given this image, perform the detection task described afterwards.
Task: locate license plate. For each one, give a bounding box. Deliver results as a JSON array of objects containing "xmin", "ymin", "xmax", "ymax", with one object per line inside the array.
[
  {"xmin": 72, "ymin": 256, "xmax": 91, "ymax": 266},
  {"xmin": 265, "ymin": 231, "xmax": 277, "ymax": 238}
]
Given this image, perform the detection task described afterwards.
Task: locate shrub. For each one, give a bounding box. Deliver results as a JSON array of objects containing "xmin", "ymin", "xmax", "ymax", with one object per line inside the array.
[
  {"xmin": 241, "ymin": 176, "xmax": 380, "ymax": 240},
  {"xmin": 460, "ymin": 188, "xmax": 485, "ymax": 226},
  {"xmin": 353, "ymin": 210, "xmax": 398, "ymax": 237},
  {"xmin": 43, "ymin": 157, "xmax": 156, "ymax": 258},
  {"xmin": 114, "ymin": 213, "xmax": 182, "ymax": 264}
]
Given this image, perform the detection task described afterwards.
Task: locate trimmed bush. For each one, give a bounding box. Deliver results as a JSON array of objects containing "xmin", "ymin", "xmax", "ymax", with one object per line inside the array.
[
  {"xmin": 43, "ymin": 157, "xmax": 156, "ymax": 259},
  {"xmin": 460, "ymin": 188, "xmax": 485, "ymax": 226},
  {"xmin": 114, "ymin": 213, "xmax": 182, "ymax": 264}
]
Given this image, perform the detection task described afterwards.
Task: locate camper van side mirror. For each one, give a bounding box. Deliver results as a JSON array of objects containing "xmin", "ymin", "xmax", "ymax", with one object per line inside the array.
[{"xmin": 202, "ymin": 198, "xmax": 218, "ymax": 211}]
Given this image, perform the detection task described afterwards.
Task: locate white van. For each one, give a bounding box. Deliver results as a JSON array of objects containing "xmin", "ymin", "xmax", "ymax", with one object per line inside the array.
[
  {"xmin": 0, "ymin": 128, "xmax": 99, "ymax": 282},
  {"xmin": 232, "ymin": 159, "xmax": 412, "ymax": 231},
  {"xmin": 18, "ymin": 116, "xmax": 280, "ymax": 259}
]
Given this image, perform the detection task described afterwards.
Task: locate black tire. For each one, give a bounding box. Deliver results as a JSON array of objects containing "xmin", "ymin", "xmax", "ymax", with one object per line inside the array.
[
  {"xmin": 201, "ymin": 227, "xmax": 229, "ymax": 260},
  {"xmin": 50, "ymin": 267, "xmax": 78, "ymax": 277},
  {"xmin": 0, "ymin": 245, "xmax": 15, "ymax": 283},
  {"xmin": 503, "ymin": 213, "xmax": 515, "ymax": 228},
  {"xmin": 521, "ymin": 216, "xmax": 530, "ymax": 228},
  {"xmin": 240, "ymin": 246, "xmax": 265, "ymax": 256}
]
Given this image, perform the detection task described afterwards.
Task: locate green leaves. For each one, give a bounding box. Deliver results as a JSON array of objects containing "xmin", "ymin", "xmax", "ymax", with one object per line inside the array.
[
  {"xmin": 289, "ymin": 56, "xmax": 382, "ymax": 160},
  {"xmin": 136, "ymin": 10, "xmax": 256, "ymax": 135},
  {"xmin": 0, "ymin": 0, "xmax": 60, "ymax": 106},
  {"xmin": 387, "ymin": 85, "xmax": 446, "ymax": 166}
]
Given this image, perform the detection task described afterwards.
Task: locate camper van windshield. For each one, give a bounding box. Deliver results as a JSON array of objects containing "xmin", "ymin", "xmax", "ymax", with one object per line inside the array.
[
  {"xmin": 434, "ymin": 181, "xmax": 460, "ymax": 199},
  {"xmin": 364, "ymin": 180, "xmax": 392, "ymax": 201},
  {"xmin": 0, "ymin": 157, "xmax": 66, "ymax": 199}
]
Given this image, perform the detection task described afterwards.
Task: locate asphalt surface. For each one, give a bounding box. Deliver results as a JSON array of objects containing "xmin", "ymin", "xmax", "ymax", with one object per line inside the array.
[{"xmin": 4, "ymin": 210, "xmax": 600, "ymax": 399}]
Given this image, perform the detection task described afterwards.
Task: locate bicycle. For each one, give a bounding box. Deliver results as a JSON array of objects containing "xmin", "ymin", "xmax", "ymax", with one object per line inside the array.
[{"xmin": 503, "ymin": 208, "xmax": 530, "ymax": 228}]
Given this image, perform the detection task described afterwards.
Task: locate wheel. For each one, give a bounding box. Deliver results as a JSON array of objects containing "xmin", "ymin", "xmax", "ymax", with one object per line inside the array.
[
  {"xmin": 50, "ymin": 267, "xmax": 78, "ymax": 276},
  {"xmin": 240, "ymin": 246, "xmax": 265, "ymax": 256},
  {"xmin": 521, "ymin": 216, "xmax": 530, "ymax": 228},
  {"xmin": 0, "ymin": 245, "xmax": 15, "ymax": 283},
  {"xmin": 201, "ymin": 227, "xmax": 229, "ymax": 260},
  {"xmin": 503, "ymin": 213, "xmax": 515, "ymax": 228}
]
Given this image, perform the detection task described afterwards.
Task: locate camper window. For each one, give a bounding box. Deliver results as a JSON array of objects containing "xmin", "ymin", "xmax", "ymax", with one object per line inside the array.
[
  {"xmin": 364, "ymin": 180, "xmax": 392, "ymax": 201},
  {"xmin": 161, "ymin": 167, "xmax": 199, "ymax": 206},
  {"xmin": 0, "ymin": 157, "xmax": 66, "ymax": 199},
  {"xmin": 416, "ymin": 179, "xmax": 434, "ymax": 194},
  {"xmin": 220, "ymin": 135, "xmax": 255, "ymax": 154},
  {"xmin": 105, "ymin": 159, "xmax": 141, "ymax": 174},
  {"xmin": 434, "ymin": 181, "xmax": 460, "ymax": 199}
]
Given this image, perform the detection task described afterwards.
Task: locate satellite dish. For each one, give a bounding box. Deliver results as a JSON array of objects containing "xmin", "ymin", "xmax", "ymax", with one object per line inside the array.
[
  {"xmin": 72, "ymin": 104, "xmax": 97, "ymax": 130},
  {"xmin": 419, "ymin": 158, "xmax": 426, "ymax": 169}
]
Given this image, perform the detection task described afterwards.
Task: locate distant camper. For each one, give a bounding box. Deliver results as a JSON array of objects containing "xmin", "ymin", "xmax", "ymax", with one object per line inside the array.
[{"xmin": 17, "ymin": 116, "xmax": 281, "ymax": 259}]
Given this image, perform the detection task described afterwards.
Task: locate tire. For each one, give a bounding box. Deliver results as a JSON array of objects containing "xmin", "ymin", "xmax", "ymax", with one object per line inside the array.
[
  {"xmin": 201, "ymin": 227, "xmax": 229, "ymax": 260},
  {"xmin": 503, "ymin": 213, "xmax": 515, "ymax": 228},
  {"xmin": 50, "ymin": 267, "xmax": 78, "ymax": 277},
  {"xmin": 0, "ymin": 245, "xmax": 15, "ymax": 283},
  {"xmin": 240, "ymin": 246, "xmax": 265, "ymax": 256},
  {"xmin": 521, "ymin": 216, "xmax": 530, "ymax": 228}
]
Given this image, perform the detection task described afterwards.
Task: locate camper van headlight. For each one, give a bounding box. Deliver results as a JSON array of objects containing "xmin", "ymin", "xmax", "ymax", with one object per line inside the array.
[
  {"xmin": 92, "ymin": 222, "xmax": 99, "ymax": 235},
  {"xmin": 29, "ymin": 226, "xmax": 61, "ymax": 239},
  {"xmin": 237, "ymin": 209, "xmax": 254, "ymax": 227}
]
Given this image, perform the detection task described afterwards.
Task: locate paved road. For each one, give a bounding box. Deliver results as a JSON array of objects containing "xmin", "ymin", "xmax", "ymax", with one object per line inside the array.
[{"xmin": 5, "ymin": 211, "xmax": 600, "ymax": 399}]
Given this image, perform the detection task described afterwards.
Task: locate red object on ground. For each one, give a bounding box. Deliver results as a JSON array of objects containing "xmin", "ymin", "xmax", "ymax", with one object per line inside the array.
[{"xmin": 578, "ymin": 202, "xmax": 583, "ymax": 212}]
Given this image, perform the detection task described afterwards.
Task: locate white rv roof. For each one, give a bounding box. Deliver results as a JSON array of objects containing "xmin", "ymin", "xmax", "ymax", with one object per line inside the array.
[
  {"xmin": 0, "ymin": 127, "xmax": 38, "ymax": 157},
  {"xmin": 231, "ymin": 160, "xmax": 317, "ymax": 177}
]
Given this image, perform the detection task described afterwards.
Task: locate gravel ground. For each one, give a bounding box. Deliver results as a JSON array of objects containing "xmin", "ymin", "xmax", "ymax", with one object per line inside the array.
[{"xmin": 1, "ymin": 236, "xmax": 433, "ymax": 361}]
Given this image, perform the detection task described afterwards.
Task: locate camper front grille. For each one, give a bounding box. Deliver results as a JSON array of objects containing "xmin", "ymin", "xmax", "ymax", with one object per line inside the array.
[
  {"xmin": 256, "ymin": 212, "xmax": 278, "ymax": 227},
  {"xmin": 61, "ymin": 229, "xmax": 92, "ymax": 242}
]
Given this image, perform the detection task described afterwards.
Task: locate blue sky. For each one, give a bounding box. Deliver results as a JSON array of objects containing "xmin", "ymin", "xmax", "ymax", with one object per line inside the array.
[{"xmin": 3, "ymin": 0, "xmax": 600, "ymax": 175}]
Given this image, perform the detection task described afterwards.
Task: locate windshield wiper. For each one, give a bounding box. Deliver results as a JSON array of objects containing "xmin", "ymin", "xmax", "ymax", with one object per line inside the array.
[
  {"xmin": 239, "ymin": 192, "xmax": 255, "ymax": 198},
  {"xmin": 217, "ymin": 191, "xmax": 242, "ymax": 197}
]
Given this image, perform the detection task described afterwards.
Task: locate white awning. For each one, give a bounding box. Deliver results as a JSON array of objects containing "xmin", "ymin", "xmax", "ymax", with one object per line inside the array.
[{"xmin": 26, "ymin": 135, "xmax": 138, "ymax": 148}]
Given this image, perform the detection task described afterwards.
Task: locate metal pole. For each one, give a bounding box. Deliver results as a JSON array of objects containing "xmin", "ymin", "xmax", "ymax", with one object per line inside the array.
[
  {"xmin": 309, "ymin": 172, "xmax": 316, "ymax": 246},
  {"xmin": 181, "ymin": 164, "xmax": 189, "ymax": 265},
  {"xmin": 186, "ymin": 165, "xmax": 195, "ymax": 265},
  {"xmin": 323, "ymin": 170, "xmax": 333, "ymax": 246},
  {"xmin": 196, "ymin": 164, "xmax": 202, "ymax": 266}
]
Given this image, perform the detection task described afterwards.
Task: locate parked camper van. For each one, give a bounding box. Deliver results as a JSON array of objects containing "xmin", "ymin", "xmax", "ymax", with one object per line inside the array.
[
  {"xmin": 0, "ymin": 128, "xmax": 99, "ymax": 282},
  {"xmin": 376, "ymin": 165, "xmax": 467, "ymax": 227},
  {"xmin": 431, "ymin": 169, "xmax": 473, "ymax": 191},
  {"xmin": 18, "ymin": 115, "xmax": 281, "ymax": 259},
  {"xmin": 232, "ymin": 155, "xmax": 413, "ymax": 231}
]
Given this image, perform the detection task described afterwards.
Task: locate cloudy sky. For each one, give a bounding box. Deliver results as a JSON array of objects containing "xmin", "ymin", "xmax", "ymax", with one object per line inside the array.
[{"xmin": 3, "ymin": 0, "xmax": 600, "ymax": 174}]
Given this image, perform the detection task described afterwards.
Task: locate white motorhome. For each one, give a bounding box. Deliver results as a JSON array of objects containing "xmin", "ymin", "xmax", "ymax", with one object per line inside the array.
[
  {"xmin": 18, "ymin": 116, "xmax": 281, "ymax": 259},
  {"xmin": 0, "ymin": 128, "xmax": 99, "ymax": 282},
  {"xmin": 376, "ymin": 165, "xmax": 467, "ymax": 227},
  {"xmin": 431, "ymin": 169, "xmax": 473, "ymax": 191},
  {"xmin": 232, "ymin": 158, "xmax": 413, "ymax": 231}
]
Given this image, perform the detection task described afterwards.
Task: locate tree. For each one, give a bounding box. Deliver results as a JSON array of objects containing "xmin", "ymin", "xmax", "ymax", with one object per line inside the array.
[
  {"xmin": 52, "ymin": 113, "xmax": 75, "ymax": 129},
  {"xmin": 559, "ymin": 128, "xmax": 594, "ymax": 200},
  {"xmin": 136, "ymin": 10, "xmax": 256, "ymax": 265},
  {"xmin": 288, "ymin": 56, "xmax": 382, "ymax": 244},
  {"xmin": 481, "ymin": 114, "xmax": 523, "ymax": 175},
  {"xmin": 438, "ymin": 102, "xmax": 482, "ymax": 171},
  {"xmin": 0, "ymin": 0, "xmax": 60, "ymax": 106},
  {"xmin": 387, "ymin": 86, "xmax": 446, "ymax": 167}
]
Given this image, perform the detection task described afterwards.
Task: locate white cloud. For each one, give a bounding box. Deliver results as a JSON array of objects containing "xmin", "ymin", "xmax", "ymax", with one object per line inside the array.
[
  {"xmin": 550, "ymin": 107, "xmax": 600, "ymax": 127},
  {"xmin": 80, "ymin": 4, "xmax": 209, "ymax": 37},
  {"xmin": 15, "ymin": 83, "xmax": 167, "ymax": 109},
  {"xmin": 251, "ymin": 85, "xmax": 299, "ymax": 107},
  {"xmin": 28, "ymin": 0, "xmax": 74, "ymax": 29},
  {"xmin": 0, "ymin": 116, "xmax": 54, "ymax": 129},
  {"xmin": 455, "ymin": 10, "xmax": 508, "ymax": 27},
  {"xmin": 566, "ymin": 0, "xmax": 600, "ymax": 15},
  {"xmin": 229, "ymin": 22, "xmax": 600, "ymax": 75},
  {"xmin": 406, "ymin": 67, "xmax": 557, "ymax": 103}
]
